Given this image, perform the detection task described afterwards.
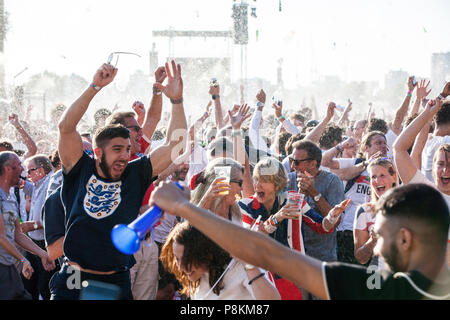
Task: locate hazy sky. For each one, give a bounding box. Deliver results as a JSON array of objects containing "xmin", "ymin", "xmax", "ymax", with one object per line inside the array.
[{"xmin": 3, "ymin": 0, "xmax": 450, "ymax": 88}]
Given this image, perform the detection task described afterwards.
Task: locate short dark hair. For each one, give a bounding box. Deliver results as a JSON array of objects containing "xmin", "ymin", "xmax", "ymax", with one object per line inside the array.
[
  {"xmin": 368, "ymin": 118, "xmax": 388, "ymax": 134},
  {"xmin": 93, "ymin": 124, "xmax": 131, "ymax": 149},
  {"xmin": 319, "ymin": 124, "xmax": 344, "ymax": 150},
  {"xmin": 434, "ymin": 101, "xmax": 450, "ymax": 127},
  {"xmin": 49, "ymin": 149, "xmax": 61, "ymax": 168},
  {"xmin": 292, "ymin": 140, "xmax": 322, "ymax": 168},
  {"xmin": 278, "ymin": 132, "xmax": 292, "ymax": 158},
  {"xmin": 376, "ymin": 183, "xmax": 450, "ymax": 251}
]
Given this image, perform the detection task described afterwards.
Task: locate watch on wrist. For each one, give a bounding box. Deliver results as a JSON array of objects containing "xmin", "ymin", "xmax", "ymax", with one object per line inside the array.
[
  {"xmin": 313, "ymin": 193, "xmax": 322, "ymax": 202},
  {"xmin": 33, "ymin": 222, "xmax": 38, "ymax": 230},
  {"xmin": 212, "ymin": 94, "xmax": 220, "ymax": 100},
  {"xmin": 256, "ymin": 101, "xmax": 264, "ymax": 108}
]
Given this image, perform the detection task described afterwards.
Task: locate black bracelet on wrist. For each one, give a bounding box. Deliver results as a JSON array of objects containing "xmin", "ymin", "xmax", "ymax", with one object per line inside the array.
[
  {"xmin": 170, "ymin": 97, "xmax": 183, "ymax": 104},
  {"xmin": 212, "ymin": 94, "xmax": 220, "ymax": 100},
  {"xmin": 248, "ymin": 272, "xmax": 265, "ymax": 285}
]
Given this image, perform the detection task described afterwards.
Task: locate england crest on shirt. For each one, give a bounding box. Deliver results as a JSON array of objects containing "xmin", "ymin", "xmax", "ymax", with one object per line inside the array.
[{"xmin": 83, "ymin": 175, "xmax": 122, "ymax": 219}]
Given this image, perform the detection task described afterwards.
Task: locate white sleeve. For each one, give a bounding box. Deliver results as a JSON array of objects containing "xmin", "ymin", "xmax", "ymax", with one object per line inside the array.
[
  {"xmin": 336, "ymin": 158, "xmax": 357, "ymax": 169},
  {"xmin": 249, "ymin": 110, "xmax": 270, "ymax": 153},
  {"xmin": 282, "ymin": 119, "xmax": 301, "ymax": 135}
]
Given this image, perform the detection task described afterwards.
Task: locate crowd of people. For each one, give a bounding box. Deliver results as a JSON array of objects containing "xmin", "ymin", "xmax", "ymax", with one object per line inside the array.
[{"xmin": 0, "ymin": 59, "xmax": 449, "ymax": 300}]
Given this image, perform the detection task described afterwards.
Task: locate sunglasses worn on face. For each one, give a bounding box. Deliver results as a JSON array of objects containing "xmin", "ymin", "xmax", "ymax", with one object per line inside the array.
[
  {"xmin": 27, "ymin": 167, "xmax": 40, "ymax": 175},
  {"xmin": 230, "ymin": 179, "xmax": 243, "ymax": 187}
]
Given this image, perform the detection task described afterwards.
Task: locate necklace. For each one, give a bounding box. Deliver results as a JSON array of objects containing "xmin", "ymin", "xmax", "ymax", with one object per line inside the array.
[{"xmin": 393, "ymin": 272, "xmax": 450, "ymax": 300}]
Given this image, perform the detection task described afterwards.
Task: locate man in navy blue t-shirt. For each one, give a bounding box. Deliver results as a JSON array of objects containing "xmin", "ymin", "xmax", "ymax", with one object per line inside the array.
[{"xmin": 46, "ymin": 61, "xmax": 187, "ymax": 300}]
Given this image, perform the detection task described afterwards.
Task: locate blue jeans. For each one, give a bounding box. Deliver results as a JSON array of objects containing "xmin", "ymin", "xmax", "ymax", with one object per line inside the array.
[{"xmin": 50, "ymin": 263, "xmax": 133, "ymax": 300}]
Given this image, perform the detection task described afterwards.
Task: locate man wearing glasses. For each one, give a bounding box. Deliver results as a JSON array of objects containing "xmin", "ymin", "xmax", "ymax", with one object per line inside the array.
[
  {"xmin": 47, "ymin": 61, "xmax": 187, "ymax": 300},
  {"xmin": 287, "ymin": 140, "xmax": 345, "ymax": 271},
  {"xmin": 19, "ymin": 155, "xmax": 56, "ymax": 300}
]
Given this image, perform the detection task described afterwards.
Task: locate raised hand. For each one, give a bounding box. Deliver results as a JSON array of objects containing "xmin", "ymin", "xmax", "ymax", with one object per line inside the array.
[
  {"xmin": 424, "ymin": 98, "xmax": 443, "ymax": 115},
  {"xmin": 407, "ymin": 76, "xmax": 417, "ymax": 92},
  {"xmin": 206, "ymin": 101, "xmax": 213, "ymax": 115},
  {"xmin": 272, "ymin": 102, "xmax": 283, "ymax": 118},
  {"xmin": 8, "ymin": 113, "xmax": 20, "ymax": 127},
  {"xmin": 153, "ymin": 60, "xmax": 183, "ymax": 101},
  {"xmin": 256, "ymin": 89, "xmax": 266, "ymax": 104},
  {"xmin": 154, "ymin": 66, "xmax": 167, "ymax": 84},
  {"xmin": 416, "ymin": 79, "xmax": 431, "ymax": 101},
  {"xmin": 440, "ymin": 81, "xmax": 450, "ymax": 98},
  {"xmin": 326, "ymin": 102, "xmax": 336, "ymax": 121},
  {"xmin": 132, "ymin": 101, "xmax": 145, "ymax": 117},
  {"xmin": 229, "ymin": 104, "xmax": 252, "ymax": 129},
  {"xmin": 209, "ymin": 83, "xmax": 220, "ymax": 96},
  {"xmin": 230, "ymin": 104, "xmax": 240, "ymax": 115},
  {"xmin": 92, "ymin": 63, "xmax": 118, "ymax": 89}
]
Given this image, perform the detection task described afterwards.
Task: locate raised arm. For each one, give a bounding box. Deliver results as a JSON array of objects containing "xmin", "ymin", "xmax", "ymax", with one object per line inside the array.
[
  {"xmin": 409, "ymin": 79, "xmax": 431, "ymax": 118},
  {"xmin": 305, "ymin": 102, "xmax": 335, "ymax": 144},
  {"xmin": 138, "ymin": 66, "xmax": 168, "ymax": 141},
  {"xmin": 393, "ymin": 99, "xmax": 443, "ymax": 183},
  {"xmin": 151, "ymin": 60, "xmax": 187, "ymax": 177},
  {"xmin": 391, "ymin": 76, "xmax": 416, "ymax": 135},
  {"xmin": 273, "ymin": 102, "xmax": 301, "ymax": 135},
  {"xmin": 321, "ymin": 136, "xmax": 357, "ymax": 170},
  {"xmin": 58, "ymin": 63, "xmax": 117, "ymax": 173},
  {"xmin": 338, "ymin": 100, "xmax": 352, "ymax": 127},
  {"xmin": 249, "ymin": 90, "xmax": 270, "ymax": 153},
  {"xmin": 228, "ymin": 103, "xmax": 254, "ymax": 198},
  {"xmin": 8, "ymin": 113, "xmax": 37, "ymax": 159},
  {"xmin": 210, "ymin": 83, "xmax": 225, "ymax": 130}
]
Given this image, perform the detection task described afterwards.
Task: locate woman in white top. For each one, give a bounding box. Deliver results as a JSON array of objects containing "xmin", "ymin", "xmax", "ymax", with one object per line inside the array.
[
  {"xmin": 354, "ymin": 158, "xmax": 398, "ymax": 267},
  {"xmin": 160, "ymin": 221, "xmax": 280, "ymax": 300},
  {"xmin": 393, "ymin": 98, "xmax": 450, "ymax": 265}
]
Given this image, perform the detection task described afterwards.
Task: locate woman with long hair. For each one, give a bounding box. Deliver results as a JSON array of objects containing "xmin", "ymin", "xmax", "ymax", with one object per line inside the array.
[
  {"xmin": 190, "ymin": 157, "xmax": 244, "ymax": 223},
  {"xmin": 160, "ymin": 221, "xmax": 280, "ymax": 300},
  {"xmin": 353, "ymin": 158, "xmax": 399, "ymax": 267}
]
